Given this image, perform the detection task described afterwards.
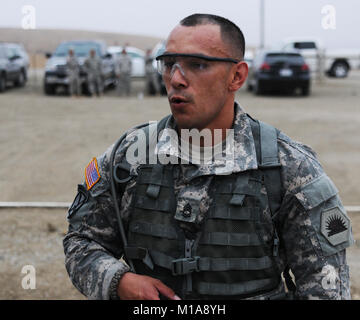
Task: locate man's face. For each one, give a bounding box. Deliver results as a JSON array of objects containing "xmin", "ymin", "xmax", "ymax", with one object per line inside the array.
[{"xmin": 164, "ymin": 24, "xmax": 238, "ymax": 130}]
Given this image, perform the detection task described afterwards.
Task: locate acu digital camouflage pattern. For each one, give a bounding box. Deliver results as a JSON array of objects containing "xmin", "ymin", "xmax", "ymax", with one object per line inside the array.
[{"xmin": 63, "ymin": 102, "xmax": 354, "ymax": 300}]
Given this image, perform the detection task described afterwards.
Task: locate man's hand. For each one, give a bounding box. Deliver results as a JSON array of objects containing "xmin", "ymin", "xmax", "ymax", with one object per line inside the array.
[{"xmin": 117, "ymin": 272, "xmax": 181, "ymax": 300}]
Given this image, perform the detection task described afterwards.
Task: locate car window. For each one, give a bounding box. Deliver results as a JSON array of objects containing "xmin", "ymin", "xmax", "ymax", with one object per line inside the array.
[
  {"xmin": 117, "ymin": 52, "xmax": 143, "ymax": 59},
  {"xmin": 6, "ymin": 47, "xmax": 18, "ymax": 58},
  {"xmin": 54, "ymin": 43, "xmax": 102, "ymax": 57},
  {"xmin": 265, "ymin": 53, "xmax": 304, "ymax": 64},
  {"xmin": 9, "ymin": 45, "xmax": 22, "ymax": 57},
  {"xmin": 294, "ymin": 42, "xmax": 316, "ymax": 50}
]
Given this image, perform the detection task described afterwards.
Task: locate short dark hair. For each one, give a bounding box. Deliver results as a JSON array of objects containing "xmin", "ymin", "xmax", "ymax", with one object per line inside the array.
[{"xmin": 180, "ymin": 13, "xmax": 245, "ymax": 60}]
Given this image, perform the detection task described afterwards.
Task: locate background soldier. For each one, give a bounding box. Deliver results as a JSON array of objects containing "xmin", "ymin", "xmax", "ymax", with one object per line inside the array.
[
  {"xmin": 145, "ymin": 48, "xmax": 160, "ymax": 95},
  {"xmin": 115, "ymin": 47, "xmax": 132, "ymax": 96},
  {"xmin": 66, "ymin": 49, "xmax": 80, "ymax": 97},
  {"xmin": 84, "ymin": 49, "xmax": 103, "ymax": 97},
  {"xmin": 64, "ymin": 14, "xmax": 353, "ymax": 300}
]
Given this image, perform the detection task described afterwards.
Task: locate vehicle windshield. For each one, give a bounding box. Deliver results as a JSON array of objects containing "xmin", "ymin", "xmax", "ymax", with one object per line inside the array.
[
  {"xmin": 114, "ymin": 51, "xmax": 144, "ymax": 59},
  {"xmin": 54, "ymin": 43, "xmax": 102, "ymax": 57},
  {"xmin": 265, "ymin": 53, "xmax": 304, "ymax": 64}
]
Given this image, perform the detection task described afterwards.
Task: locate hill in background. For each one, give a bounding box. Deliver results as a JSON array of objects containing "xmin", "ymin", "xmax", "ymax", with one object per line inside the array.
[{"xmin": 0, "ymin": 28, "xmax": 163, "ymax": 68}]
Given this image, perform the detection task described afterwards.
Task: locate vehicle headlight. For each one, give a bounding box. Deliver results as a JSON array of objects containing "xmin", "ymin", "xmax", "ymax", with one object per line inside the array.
[{"xmin": 45, "ymin": 61, "xmax": 58, "ymax": 72}]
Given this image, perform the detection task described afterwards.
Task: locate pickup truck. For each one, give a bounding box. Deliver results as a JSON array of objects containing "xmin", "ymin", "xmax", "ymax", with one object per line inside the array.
[
  {"xmin": 44, "ymin": 40, "xmax": 116, "ymax": 95},
  {"xmin": 278, "ymin": 38, "xmax": 360, "ymax": 78}
]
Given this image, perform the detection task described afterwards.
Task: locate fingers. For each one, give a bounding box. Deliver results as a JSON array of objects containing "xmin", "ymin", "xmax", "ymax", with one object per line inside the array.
[
  {"xmin": 153, "ymin": 279, "xmax": 181, "ymax": 300},
  {"xmin": 117, "ymin": 272, "xmax": 181, "ymax": 300}
]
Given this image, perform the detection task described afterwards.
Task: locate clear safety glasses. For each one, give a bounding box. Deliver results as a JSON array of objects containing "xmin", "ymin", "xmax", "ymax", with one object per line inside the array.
[{"xmin": 156, "ymin": 53, "xmax": 240, "ymax": 79}]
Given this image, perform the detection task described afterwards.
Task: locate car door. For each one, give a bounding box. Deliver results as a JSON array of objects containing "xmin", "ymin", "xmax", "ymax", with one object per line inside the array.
[{"xmin": 5, "ymin": 46, "xmax": 21, "ymax": 81}]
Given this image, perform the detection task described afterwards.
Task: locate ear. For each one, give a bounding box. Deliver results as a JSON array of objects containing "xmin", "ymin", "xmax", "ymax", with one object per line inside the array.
[{"xmin": 228, "ymin": 61, "xmax": 248, "ymax": 92}]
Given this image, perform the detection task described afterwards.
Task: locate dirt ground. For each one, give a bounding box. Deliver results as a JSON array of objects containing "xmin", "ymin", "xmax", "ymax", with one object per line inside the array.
[{"xmin": 0, "ymin": 70, "xmax": 359, "ymax": 299}]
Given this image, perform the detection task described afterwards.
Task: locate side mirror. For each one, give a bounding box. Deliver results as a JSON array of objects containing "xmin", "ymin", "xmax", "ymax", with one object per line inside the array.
[
  {"xmin": 9, "ymin": 55, "xmax": 20, "ymax": 61},
  {"xmin": 45, "ymin": 52, "xmax": 52, "ymax": 59}
]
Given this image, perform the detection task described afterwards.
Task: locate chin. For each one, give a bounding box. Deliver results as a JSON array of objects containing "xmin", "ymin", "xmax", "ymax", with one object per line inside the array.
[{"xmin": 172, "ymin": 115, "xmax": 194, "ymax": 129}]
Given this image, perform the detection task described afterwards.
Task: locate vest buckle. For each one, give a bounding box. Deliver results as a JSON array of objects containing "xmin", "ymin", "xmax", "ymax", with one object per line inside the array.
[{"xmin": 171, "ymin": 256, "xmax": 200, "ymax": 276}]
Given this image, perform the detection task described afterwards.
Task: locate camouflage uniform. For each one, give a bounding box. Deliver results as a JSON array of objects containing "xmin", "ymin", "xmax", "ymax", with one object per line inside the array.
[
  {"xmin": 84, "ymin": 55, "xmax": 103, "ymax": 96},
  {"xmin": 115, "ymin": 53, "xmax": 132, "ymax": 96},
  {"xmin": 66, "ymin": 55, "xmax": 80, "ymax": 96},
  {"xmin": 63, "ymin": 102, "xmax": 353, "ymax": 300}
]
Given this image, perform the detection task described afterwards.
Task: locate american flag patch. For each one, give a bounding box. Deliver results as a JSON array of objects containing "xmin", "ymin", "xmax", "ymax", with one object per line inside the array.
[{"xmin": 85, "ymin": 158, "xmax": 101, "ymax": 190}]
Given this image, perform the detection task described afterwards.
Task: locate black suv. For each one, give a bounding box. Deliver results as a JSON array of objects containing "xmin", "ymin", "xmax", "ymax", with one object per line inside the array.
[
  {"xmin": 0, "ymin": 42, "xmax": 29, "ymax": 93},
  {"xmin": 247, "ymin": 50, "xmax": 311, "ymax": 96},
  {"xmin": 44, "ymin": 40, "xmax": 116, "ymax": 95}
]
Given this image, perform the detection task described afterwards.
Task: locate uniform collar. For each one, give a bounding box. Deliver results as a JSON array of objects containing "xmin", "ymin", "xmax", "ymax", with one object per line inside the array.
[{"xmin": 155, "ymin": 102, "xmax": 258, "ymax": 179}]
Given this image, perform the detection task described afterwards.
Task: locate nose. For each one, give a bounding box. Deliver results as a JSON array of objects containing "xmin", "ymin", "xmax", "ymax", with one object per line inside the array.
[{"xmin": 169, "ymin": 63, "xmax": 188, "ymax": 88}]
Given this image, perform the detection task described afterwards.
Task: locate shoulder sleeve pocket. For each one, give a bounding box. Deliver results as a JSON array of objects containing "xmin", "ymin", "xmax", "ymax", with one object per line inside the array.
[
  {"xmin": 294, "ymin": 174, "xmax": 354, "ymax": 256},
  {"xmin": 294, "ymin": 174, "xmax": 338, "ymax": 210}
]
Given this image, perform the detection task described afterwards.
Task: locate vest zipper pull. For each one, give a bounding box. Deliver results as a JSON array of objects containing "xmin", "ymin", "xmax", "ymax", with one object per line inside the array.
[{"xmin": 273, "ymin": 229, "xmax": 280, "ymax": 257}]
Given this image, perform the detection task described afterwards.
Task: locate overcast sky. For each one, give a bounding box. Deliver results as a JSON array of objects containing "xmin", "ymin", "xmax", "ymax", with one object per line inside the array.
[{"xmin": 1, "ymin": 0, "xmax": 359, "ymax": 50}]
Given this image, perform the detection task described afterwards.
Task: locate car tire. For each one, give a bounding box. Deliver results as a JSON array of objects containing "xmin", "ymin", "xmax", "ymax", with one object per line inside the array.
[
  {"xmin": 330, "ymin": 61, "xmax": 349, "ymax": 78},
  {"xmin": 247, "ymin": 82, "xmax": 253, "ymax": 92},
  {"xmin": 301, "ymin": 85, "xmax": 310, "ymax": 96},
  {"xmin": 254, "ymin": 79, "xmax": 263, "ymax": 95},
  {"xmin": 15, "ymin": 70, "xmax": 26, "ymax": 87},
  {"xmin": 44, "ymin": 84, "xmax": 55, "ymax": 95},
  {"xmin": 0, "ymin": 73, "xmax": 6, "ymax": 93}
]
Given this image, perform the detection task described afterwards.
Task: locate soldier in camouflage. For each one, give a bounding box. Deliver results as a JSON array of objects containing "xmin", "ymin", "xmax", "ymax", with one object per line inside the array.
[
  {"xmin": 115, "ymin": 47, "xmax": 132, "ymax": 96},
  {"xmin": 66, "ymin": 49, "xmax": 80, "ymax": 97},
  {"xmin": 84, "ymin": 49, "xmax": 103, "ymax": 97},
  {"xmin": 63, "ymin": 14, "xmax": 353, "ymax": 300}
]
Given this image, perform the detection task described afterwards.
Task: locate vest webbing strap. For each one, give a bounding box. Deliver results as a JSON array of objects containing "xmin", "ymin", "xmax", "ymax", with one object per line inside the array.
[
  {"xmin": 257, "ymin": 120, "xmax": 283, "ymax": 217},
  {"xmin": 196, "ymin": 278, "xmax": 278, "ymax": 296},
  {"xmin": 248, "ymin": 115, "xmax": 296, "ymax": 293},
  {"xmin": 208, "ymin": 206, "xmax": 261, "ymax": 221},
  {"xmin": 129, "ymin": 221, "xmax": 178, "ymax": 240},
  {"xmin": 125, "ymin": 247, "xmax": 273, "ymax": 273},
  {"xmin": 259, "ymin": 120, "xmax": 281, "ymax": 167},
  {"xmin": 199, "ymin": 232, "xmax": 261, "ymax": 246},
  {"xmin": 146, "ymin": 164, "xmax": 164, "ymax": 199},
  {"xmin": 135, "ymin": 195, "xmax": 172, "ymax": 212},
  {"xmin": 198, "ymin": 256, "xmax": 273, "ymax": 271}
]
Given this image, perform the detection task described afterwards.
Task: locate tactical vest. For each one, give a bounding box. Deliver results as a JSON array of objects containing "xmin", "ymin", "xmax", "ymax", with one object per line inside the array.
[{"xmin": 117, "ymin": 115, "xmax": 287, "ymax": 299}]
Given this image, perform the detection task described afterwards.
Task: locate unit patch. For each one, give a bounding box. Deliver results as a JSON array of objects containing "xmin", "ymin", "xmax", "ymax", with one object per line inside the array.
[
  {"xmin": 321, "ymin": 206, "xmax": 350, "ymax": 246},
  {"xmin": 85, "ymin": 157, "xmax": 101, "ymax": 190}
]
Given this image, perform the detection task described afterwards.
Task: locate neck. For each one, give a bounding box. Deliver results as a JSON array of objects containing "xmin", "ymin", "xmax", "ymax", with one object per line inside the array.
[{"xmin": 179, "ymin": 98, "xmax": 235, "ymax": 147}]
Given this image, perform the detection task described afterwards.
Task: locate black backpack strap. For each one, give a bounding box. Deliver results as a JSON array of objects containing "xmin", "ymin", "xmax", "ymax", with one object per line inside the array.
[
  {"xmin": 111, "ymin": 114, "xmax": 172, "ymax": 271},
  {"xmin": 247, "ymin": 114, "xmax": 296, "ymax": 294}
]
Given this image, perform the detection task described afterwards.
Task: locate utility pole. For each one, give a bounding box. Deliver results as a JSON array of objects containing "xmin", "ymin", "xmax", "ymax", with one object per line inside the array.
[{"xmin": 260, "ymin": 0, "xmax": 265, "ymax": 49}]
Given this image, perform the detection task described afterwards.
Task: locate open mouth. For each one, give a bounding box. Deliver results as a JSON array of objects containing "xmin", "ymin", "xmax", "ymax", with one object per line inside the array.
[{"xmin": 170, "ymin": 96, "xmax": 187, "ymax": 104}]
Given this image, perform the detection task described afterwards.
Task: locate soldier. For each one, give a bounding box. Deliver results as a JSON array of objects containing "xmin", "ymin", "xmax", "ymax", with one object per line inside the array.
[
  {"xmin": 66, "ymin": 49, "xmax": 80, "ymax": 97},
  {"xmin": 63, "ymin": 14, "xmax": 353, "ymax": 300},
  {"xmin": 145, "ymin": 48, "xmax": 160, "ymax": 95},
  {"xmin": 84, "ymin": 49, "xmax": 103, "ymax": 97},
  {"xmin": 115, "ymin": 47, "xmax": 132, "ymax": 96}
]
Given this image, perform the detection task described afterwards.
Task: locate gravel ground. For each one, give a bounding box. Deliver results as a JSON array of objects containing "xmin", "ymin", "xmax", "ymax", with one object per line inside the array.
[{"xmin": 0, "ymin": 70, "xmax": 359, "ymax": 299}]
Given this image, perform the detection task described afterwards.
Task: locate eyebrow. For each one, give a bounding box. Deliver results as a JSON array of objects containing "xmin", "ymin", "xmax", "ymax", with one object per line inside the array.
[{"xmin": 156, "ymin": 52, "xmax": 240, "ymax": 63}]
